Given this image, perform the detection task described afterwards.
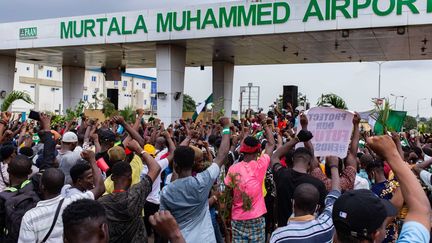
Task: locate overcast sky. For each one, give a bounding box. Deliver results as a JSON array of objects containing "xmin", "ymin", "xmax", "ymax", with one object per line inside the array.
[{"xmin": 1, "ymin": 0, "xmax": 431, "ymax": 118}]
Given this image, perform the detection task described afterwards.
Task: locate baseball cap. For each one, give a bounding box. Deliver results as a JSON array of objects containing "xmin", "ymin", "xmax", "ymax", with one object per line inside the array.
[
  {"xmin": 98, "ymin": 129, "xmax": 116, "ymax": 143},
  {"xmin": 332, "ymin": 189, "xmax": 397, "ymax": 240},
  {"xmin": 62, "ymin": 132, "xmax": 78, "ymax": 143},
  {"xmin": 144, "ymin": 144, "xmax": 156, "ymax": 157}
]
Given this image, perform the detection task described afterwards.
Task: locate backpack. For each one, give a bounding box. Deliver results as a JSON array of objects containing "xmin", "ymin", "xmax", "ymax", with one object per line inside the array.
[{"xmin": 0, "ymin": 180, "xmax": 40, "ymax": 243}]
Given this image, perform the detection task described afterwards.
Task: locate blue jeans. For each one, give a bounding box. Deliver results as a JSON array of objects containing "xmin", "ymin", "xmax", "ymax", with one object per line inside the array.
[{"xmin": 210, "ymin": 207, "xmax": 224, "ymax": 243}]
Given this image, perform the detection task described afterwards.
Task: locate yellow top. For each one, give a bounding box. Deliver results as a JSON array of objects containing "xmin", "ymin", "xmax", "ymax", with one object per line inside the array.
[{"xmin": 104, "ymin": 155, "xmax": 143, "ymax": 195}]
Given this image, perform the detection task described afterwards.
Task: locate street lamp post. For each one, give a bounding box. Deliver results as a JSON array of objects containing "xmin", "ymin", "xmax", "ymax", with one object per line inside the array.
[
  {"xmin": 402, "ymin": 97, "xmax": 407, "ymax": 111},
  {"xmin": 390, "ymin": 94, "xmax": 404, "ymax": 110},
  {"xmin": 375, "ymin": 61, "xmax": 387, "ymax": 99},
  {"xmin": 417, "ymin": 98, "xmax": 428, "ymax": 129}
]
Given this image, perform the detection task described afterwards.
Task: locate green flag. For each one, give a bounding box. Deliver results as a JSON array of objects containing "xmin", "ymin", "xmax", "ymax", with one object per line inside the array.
[
  {"xmin": 192, "ymin": 94, "xmax": 213, "ymax": 122},
  {"xmin": 374, "ymin": 110, "xmax": 407, "ymax": 135}
]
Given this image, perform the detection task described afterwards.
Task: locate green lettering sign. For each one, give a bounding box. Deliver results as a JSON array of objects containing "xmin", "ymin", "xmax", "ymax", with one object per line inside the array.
[
  {"xmin": 428, "ymin": 0, "xmax": 432, "ymax": 13},
  {"xmin": 19, "ymin": 27, "xmax": 38, "ymax": 39},
  {"xmin": 84, "ymin": 19, "xmax": 96, "ymax": 37},
  {"xmin": 257, "ymin": 3, "xmax": 273, "ymax": 25},
  {"xmin": 122, "ymin": 16, "xmax": 133, "ymax": 35},
  {"xmin": 187, "ymin": 10, "xmax": 201, "ymax": 30},
  {"xmin": 73, "ymin": 21, "xmax": 84, "ymax": 38},
  {"xmin": 201, "ymin": 9, "xmax": 218, "ymax": 29},
  {"xmin": 372, "ymin": 0, "xmax": 395, "ymax": 16},
  {"xmin": 173, "ymin": 12, "xmax": 186, "ymax": 31},
  {"xmin": 397, "ymin": 0, "xmax": 419, "ymax": 15},
  {"xmin": 96, "ymin": 18, "xmax": 108, "ymax": 36},
  {"xmin": 108, "ymin": 17, "xmax": 121, "ymax": 36},
  {"xmin": 220, "ymin": 6, "xmax": 237, "ymax": 27},
  {"xmin": 304, "ymin": 0, "xmax": 324, "ymax": 22},
  {"xmin": 353, "ymin": 0, "xmax": 371, "ymax": 18},
  {"xmin": 133, "ymin": 15, "xmax": 148, "ymax": 34},
  {"xmin": 332, "ymin": 0, "xmax": 351, "ymax": 20},
  {"xmin": 238, "ymin": 5, "xmax": 257, "ymax": 26},
  {"xmin": 157, "ymin": 12, "xmax": 172, "ymax": 32},
  {"xmin": 60, "ymin": 22, "xmax": 73, "ymax": 39},
  {"xmin": 273, "ymin": 2, "xmax": 290, "ymax": 24}
]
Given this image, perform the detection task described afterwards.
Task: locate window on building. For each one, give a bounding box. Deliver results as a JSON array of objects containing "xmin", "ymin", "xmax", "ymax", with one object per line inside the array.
[
  {"xmin": 123, "ymin": 81, "xmax": 128, "ymax": 87},
  {"xmin": 26, "ymin": 66, "xmax": 30, "ymax": 71},
  {"xmin": 91, "ymin": 76, "xmax": 97, "ymax": 82},
  {"xmin": 144, "ymin": 100, "xmax": 147, "ymax": 105},
  {"xmin": 83, "ymin": 95, "xmax": 88, "ymax": 101},
  {"xmin": 142, "ymin": 83, "xmax": 146, "ymax": 89},
  {"xmin": 151, "ymin": 82, "xmax": 157, "ymax": 94},
  {"xmin": 114, "ymin": 81, "xmax": 118, "ymax": 86},
  {"xmin": 46, "ymin": 70, "xmax": 53, "ymax": 78}
]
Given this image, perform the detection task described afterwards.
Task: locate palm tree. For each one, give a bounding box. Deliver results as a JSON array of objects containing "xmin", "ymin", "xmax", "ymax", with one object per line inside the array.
[
  {"xmin": 0, "ymin": 91, "xmax": 34, "ymax": 112},
  {"xmin": 317, "ymin": 93, "xmax": 348, "ymax": 110},
  {"xmin": 119, "ymin": 106, "xmax": 136, "ymax": 124}
]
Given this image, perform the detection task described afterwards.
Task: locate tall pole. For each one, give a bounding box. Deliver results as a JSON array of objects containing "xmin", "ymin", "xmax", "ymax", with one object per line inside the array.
[
  {"xmin": 402, "ymin": 97, "xmax": 407, "ymax": 111},
  {"xmin": 378, "ymin": 63, "xmax": 382, "ymax": 99},
  {"xmin": 375, "ymin": 61, "xmax": 386, "ymax": 99},
  {"xmin": 239, "ymin": 90, "xmax": 243, "ymax": 119},
  {"xmin": 417, "ymin": 98, "xmax": 427, "ymax": 119}
]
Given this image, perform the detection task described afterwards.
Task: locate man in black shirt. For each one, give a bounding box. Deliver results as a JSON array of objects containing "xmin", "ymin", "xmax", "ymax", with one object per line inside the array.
[{"xmin": 271, "ymin": 114, "xmax": 326, "ymax": 227}]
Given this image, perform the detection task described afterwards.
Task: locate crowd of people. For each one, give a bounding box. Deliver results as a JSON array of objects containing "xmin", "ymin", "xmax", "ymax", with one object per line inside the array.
[{"xmin": 0, "ymin": 104, "xmax": 431, "ymax": 243}]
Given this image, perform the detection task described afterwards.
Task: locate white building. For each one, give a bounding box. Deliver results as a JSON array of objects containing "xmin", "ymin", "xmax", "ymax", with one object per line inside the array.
[{"xmin": 12, "ymin": 62, "xmax": 157, "ymax": 113}]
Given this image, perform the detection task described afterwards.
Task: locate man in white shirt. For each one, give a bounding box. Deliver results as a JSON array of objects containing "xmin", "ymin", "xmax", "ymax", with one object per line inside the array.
[
  {"xmin": 18, "ymin": 151, "xmax": 105, "ymax": 243},
  {"xmin": 57, "ymin": 132, "xmax": 82, "ymax": 184}
]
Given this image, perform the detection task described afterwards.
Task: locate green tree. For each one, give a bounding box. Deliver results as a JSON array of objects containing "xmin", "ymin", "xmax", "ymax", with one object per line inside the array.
[
  {"xmin": 1, "ymin": 91, "xmax": 34, "ymax": 112},
  {"xmin": 425, "ymin": 118, "xmax": 432, "ymax": 133},
  {"xmin": 119, "ymin": 106, "xmax": 136, "ymax": 124},
  {"xmin": 403, "ymin": 115, "xmax": 417, "ymax": 131},
  {"xmin": 183, "ymin": 94, "xmax": 196, "ymax": 112},
  {"xmin": 317, "ymin": 93, "xmax": 348, "ymax": 110}
]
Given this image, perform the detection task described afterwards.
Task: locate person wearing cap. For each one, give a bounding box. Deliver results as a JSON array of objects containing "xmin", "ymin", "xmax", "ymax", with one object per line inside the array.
[
  {"xmin": 270, "ymin": 156, "xmax": 341, "ymax": 243},
  {"xmin": 95, "ymin": 128, "xmax": 117, "ymax": 176},
  {"xmin": 57, "ymin": 131, "xmax": 81, "ymax": 184},
  {"xmin": 103, "ymin": 145, "xmax": 143, "ymax": 195},
  {"xmin": 333, "ymin": 136, "xmax": 431, "ymax": 243},
  {"xmin": 224, "ymin": 114, "xmax": 275, "ymax": 243}
]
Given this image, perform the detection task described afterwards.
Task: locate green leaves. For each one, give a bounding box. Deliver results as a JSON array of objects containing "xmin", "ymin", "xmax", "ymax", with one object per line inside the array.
[
  {"xmin": 0, "ymin": 91, "xmax": 34, "ymax": 112},
  {"xmin": 182, "ymin": 94, "xmax": 196, "ymax": 112},
  {"xmin": 317, "ymin": 93, "xmax": 348, "ymax": 110},
  {"xmin": 119, "ymin": 106, "xmax": 136, "ymax": 124}
]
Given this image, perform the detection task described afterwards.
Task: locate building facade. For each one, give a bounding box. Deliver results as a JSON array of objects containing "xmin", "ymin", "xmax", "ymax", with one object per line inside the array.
[{"xmin": 12, "ymin": 62, "xmax": 157, "ymax": 113}]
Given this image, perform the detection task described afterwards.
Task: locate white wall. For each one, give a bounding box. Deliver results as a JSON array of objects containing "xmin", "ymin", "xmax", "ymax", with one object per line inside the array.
[{"xmin": 12, "ymin": 62, "xmax": 153, "ymax": 113}]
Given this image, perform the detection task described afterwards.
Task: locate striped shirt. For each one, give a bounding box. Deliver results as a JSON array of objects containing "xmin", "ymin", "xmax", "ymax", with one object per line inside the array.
[
  {"xmin": 18, "ymin": 191, "xmax": 94, "ymax": 243},
  {"xmin": 270, "ymin": 190, "xmax": 341, "ymax": 243}
]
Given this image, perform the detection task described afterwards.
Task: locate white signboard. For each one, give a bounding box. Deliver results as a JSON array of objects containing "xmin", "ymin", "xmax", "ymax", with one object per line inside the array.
[
  {"xmin": 307, "ymin": 107, "xmax": 354, "ymax": 158},
  {"xmin": 1, "ymin": 0, "xmax": 432, "ymax": 50}
]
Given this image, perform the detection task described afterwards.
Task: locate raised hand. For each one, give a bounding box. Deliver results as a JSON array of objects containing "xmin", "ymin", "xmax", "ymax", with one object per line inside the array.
[
  {"xmin": 149, "ymin": 211, "xmax": 184, "ymax": 243},
  {"xmin": 219, "ymin": 117, "xmax": 230, "ymax": 128},
  {"xmin": 352, "ymin": 112, "xmax": 361, "ymax": 126},
  {"xmin": 127, "ymin": 139, "xmax": 142, "ymax": 153},
  {"xmin": 39, "ymin": 113, "xmax": 51, "ymax": 131},
  {"xmin": 81, "ymin": 150, "xmax": 96, "ymax": 162},
  {"xmin": 300, "ymin": 113, "xmax": 308, "ymax": 129},
  {"xmin": 111, "ymin": 115, "xmax": 125, "ymax": 125},
  {"xmin": 366, "ymin": 135, "xmax": 400, "ymax": 161},
  {"xmin": 326, "ymin": 156, "xmax": 339, "ymax": 168}
]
